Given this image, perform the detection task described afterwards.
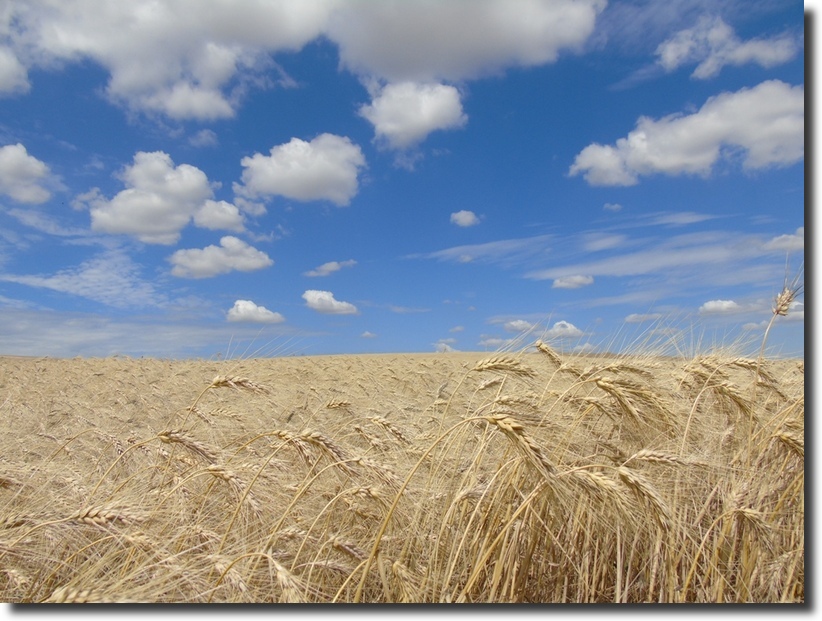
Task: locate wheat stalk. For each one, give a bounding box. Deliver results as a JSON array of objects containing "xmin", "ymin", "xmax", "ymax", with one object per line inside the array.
[
  {"xmin": 484, "ymin": 413, "xmax": 555, "ymax": 476},
  {"xmin": 300, "ymin": 430, "xmax": 356, "ymax": 475},
  {"xmin": 271, "ymin": 559, "xmax": 306, "ymax": 603},
  {"xmin": 209, "ymin": 375, "xmax": 268, "ymax": 393},
  {"xmin": 617, "ymin": 467, "xmax": 672, "ymax": 531},
  {"xmin": 44, "ymin": 586, "xmax": 113, "ymax": 603},
  {"xmin": 369, "ymin": 416, "xmax": 411, "ymax": 444},
  {"xmin": 158, "ymin": 430, "xmax": 219, "ymax": 464},
  {"xmin": 535, "ymin": 340, "xmax": 563, "ymax": 366},
  {"xmin": 472, "ymin": 355, "xmax": 536, "ymax": 378},
  {"xmin": 206, "ymin": 464, "xmax": 261, "ymax": 513},
  {"xmin": 74, "ymin": 505, "xmax": 144, "ymax": 526},
  {"xmin": 623, "ymin": 449, "xmax": 687, "ymax": 467}
]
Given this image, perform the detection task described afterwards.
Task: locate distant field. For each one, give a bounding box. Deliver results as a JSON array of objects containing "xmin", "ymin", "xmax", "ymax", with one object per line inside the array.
[{"xmin": 0, "ymin": 347, "xmax": 804, "ymax": 603}]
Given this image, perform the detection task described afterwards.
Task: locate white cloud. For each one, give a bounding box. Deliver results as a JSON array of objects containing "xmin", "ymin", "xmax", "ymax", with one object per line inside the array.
[
  {"xmin": 552, "ymin": 275, "xmax": 594, "ymax": 289},
  {"xmin": 569, "ymin": 80, "xmax": 804, "ymax": 186},
  {"xmin": 0, "ymin": 143, "xmax": 52, "ymax": 204},
  {"xmin": 193, "ymin": 200, "xmax": 245, "ymax": 232},
  {"xmin": 169, "ymin": 236, "xmax": 273, "ymax": 278},
  {"xmin": 699, "ymin": 299, "xmax": 740, "ymax": 314},
  {"xmin": 449, "ymin": 325, "xmax": 464, "ymax": 333},
  {"xmin": 4, "ymin": 1, "xmax": 606, "ymax": 124},
  {"xmin": 85, "ymin": 151, "xmax": 214, "ymax": 244},
  {"xmin": 236, "ymin": 134, "xmax": 366, "ymax": 206},
  {"xmin": 328, "ymin": 0, "xmax": 606, "ymax": 82},
  {"xmin": 434, "ymin": 337, "xmax": 458, "ymax": 352},
  {"xmin": 0, "ymin": 249, "xmax": 165, "ymax": 308},
  {"xmin": 764, "ymin": 227, "xmax": 804, "ymax": 252},
  {"xmin": 302, "ymin": 290, "xmax": 359, "ymax": 315},
  {"xmin": 649, "ymin": 211, "xmax": 718, "ymax": 226},
  {"xmin": 544, "ymin": 320, "xmax": 583, "ymax": 339},
  {"xmin": 582, "ymin": 233, "xmax": 625, "ymax": 252},
  {"xmin": 478, "ymin": 336, "xmax": 513, "ymax": 349},
  {"xmin": 450, "ymin": 210, "xmax": 480, "ymax": 227},
  {"xmin": 603, "ymin": 202, "xmax": 622, "ymax": 212},
  {"xmin": 0, "ymin": 47, "xmax": 29, "ymax": 95},
  {"xmin": 359, "ymin": 82, "xmax": 467, "ymax": 150},
  {"xmin": 414, "ymin": 234, "xmax": 553, "ymax": 266},
  {"xmin": 573, "ymin": 342, "xmax": 596, "ymax": 354},
  {"xmin": 189, "ymin": 129, "xmax": 219, "ymax": 148},
  {"xmin": 504, "ymin": 319, "xmax": 534, "ymax": 333},
  {"xmin": 0, "ymin": 307, "xmax": 297, "ymax": 358},
  {"xmin": 226, "ymin": 299, "xmax": 284, "ymax": 324},
  {"xmin": 527, "ymin": 231, "xmax": 752, "ymax": 281},
  {"xmin": 625, "ymin": 313, "xmax": 663, "ymax": 323},
  {"xmin": 361, "ymin": 331, "xmax": 377, "ymax": 338},
  {"xmin": 656, "ymin": 16, "xmax": 800, "ymax": 79},
  {"xmin": 5, "ymin": 1, "xmax": 336, "ymax": 120},
  {"xmin": 388, "ymin": 305, "xmax": 430, "ymax": 314},
  {"xmin": 303, "ymin": 259, "xmax": 357, "ymax": 277}
]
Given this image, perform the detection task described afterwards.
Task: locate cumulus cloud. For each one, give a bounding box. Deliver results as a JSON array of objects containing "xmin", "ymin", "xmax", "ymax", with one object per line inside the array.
[
  {"xmin": 699, "ymin": 299, "xmax": 740, "ymax": 314},
  {"xmin": 569, "ymin": 80, "xmax": 804, "ymax": 186},
  {"xmin": 552, "ymin": 275, "xmax": 594, "ymax": 289},
  {"xmin": 544, "ymin": 320, "xmax": 583, "ymax": 339},
  {"xmin": 3, "ymin": 1, "xmax": 335, "ymax": 120},
  {"xmin": 764, "ymin": 227, "xmax": 804, "ymax": 252},
  {"xmin": 303, "ymin": 259, "xmax": 357, "ymax": 277},
  {"xmin": 226, "ymin": 299, "xmax": 284, "ymax": 323},
  {"xmin": 3, "ymin": 1, "xmax": 606, "ymax": 123},
  {"xmin": 450, "ymin": 210, "xmax": 480, "ymax": 227},
  {"xmin": 83, "ymin": 151, "xmax": 242, "ymax": 244},
  {"xmin": 193, "ymin": 200, "xmax": 245, "ymax": 232},
  {"xmin": 361, "ymin": 331, "xmax": 377, "ymax": 338},
  {"xmin": 328, "ymin": 0, "xmax": 606, "ymax": 83},
  {"xmin": 236, "ymin": 134, "xmax": 366, "ymax": 206},
  {"xmin": 656, "ymin": 16, "xmax": 800, "ymax": 79},
  {"xmin": 169, "ymin": 236, "xmax": 273, "ymax": 278},
  {"xmin": 302, "ymin": 290, "xmax": 359, "ymax": 315},
  {"xmin": 434, "ymin": 338, "xmax": 457, "ymax": 352},
  {"xmin": 0, "ymin": 143, "xmax": 52, "ymax": 204},
  {"xmin": 504, "ymin": 319, "xmax": 534, "ymax": 333},
  {"xmin": 359, "ymin": 82, "xmax": 467, "ymax": 150},
  {"xmin": 0, "ymin": 47, "xmax": 29, "ymax": 95}
]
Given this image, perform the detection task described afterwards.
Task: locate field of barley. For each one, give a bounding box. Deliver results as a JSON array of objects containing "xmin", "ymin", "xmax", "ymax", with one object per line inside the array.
[{"xmin": 0, "ymin": 343, "xmax": 804, "ymax": 603}]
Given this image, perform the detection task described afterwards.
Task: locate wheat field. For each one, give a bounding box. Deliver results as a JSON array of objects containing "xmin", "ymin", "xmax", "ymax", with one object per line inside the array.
[{"xmin": 0, "ymin": 344, "xmax": 804, "ymax": 603}]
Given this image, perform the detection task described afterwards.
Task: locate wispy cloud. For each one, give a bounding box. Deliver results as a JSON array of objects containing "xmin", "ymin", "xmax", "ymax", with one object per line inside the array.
[
  {"xmin": 552, "ymin": 275, "xmax": 594, "ymax": 289},
  {"xmin": 410, "ymin": 234, "xmax": 553, "ymax": 267},
  {"xmin": 0, "ymin": 307, "xmax": 298, "ymax": 357},
  {"xmin": 303, "ymin": 259, "xmax": 357, "ymax": 277},
  {"xmin": 525, "ymin": 231, "xmax": 777, "ymax": 281},
  {"xmin": 0, "ymin": 249, "xmax": 166, "ymax": 309},
  {"xmin": 625, "ymin": 312, "xmax": 663, "ymax": 323},
  {"xmin": 655, "ymin": 16, "xmax": 800, "ymax": 79}
]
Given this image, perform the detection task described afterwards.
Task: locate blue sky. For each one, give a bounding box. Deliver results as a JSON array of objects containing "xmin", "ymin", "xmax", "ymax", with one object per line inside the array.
[{"xmin": 0, "ymin": 0, "xmax": 805, "ymax": 358}]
